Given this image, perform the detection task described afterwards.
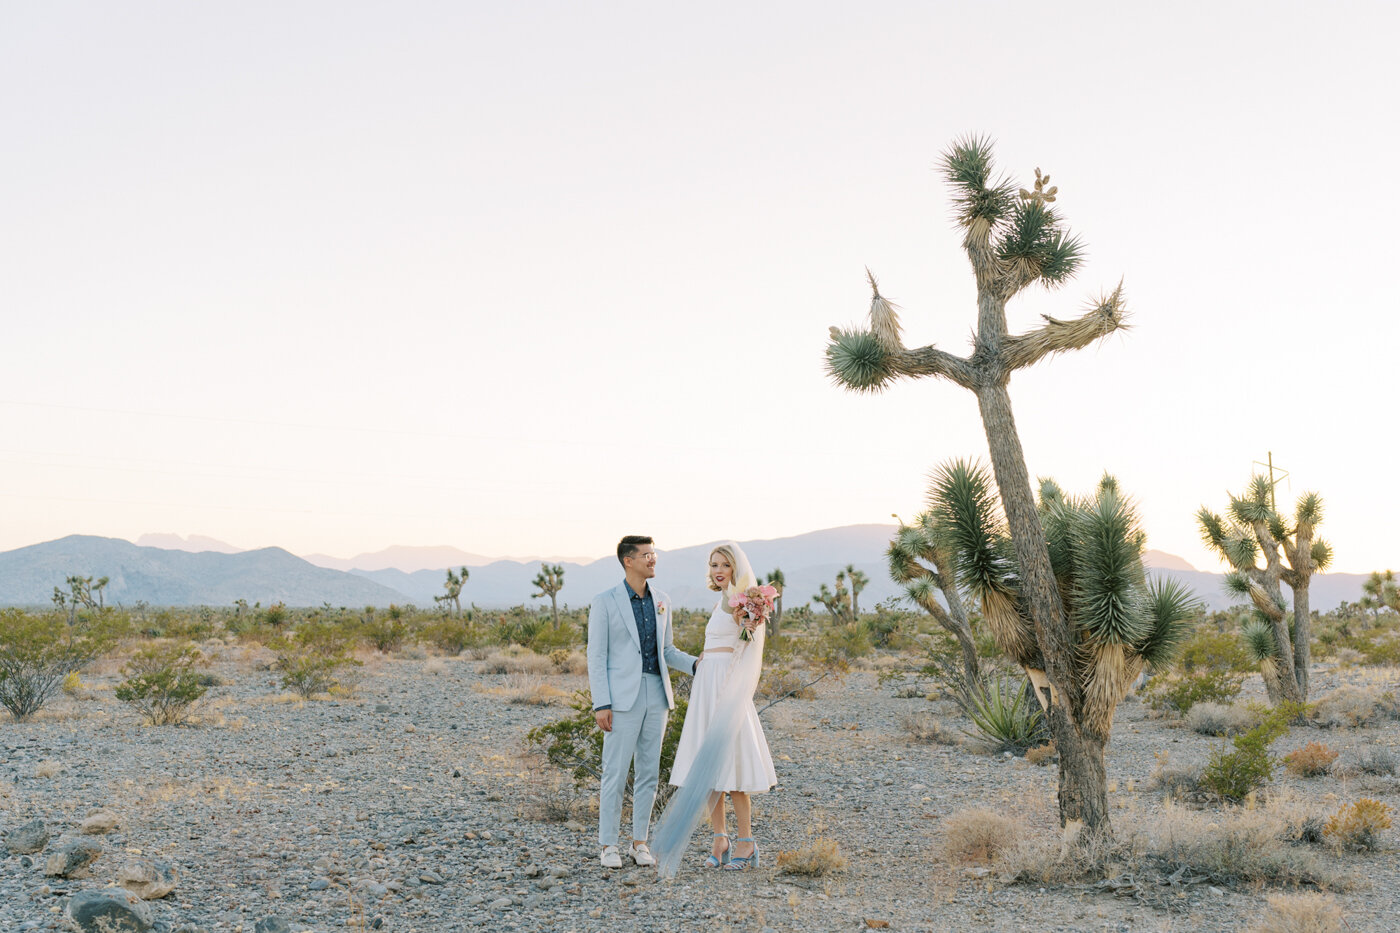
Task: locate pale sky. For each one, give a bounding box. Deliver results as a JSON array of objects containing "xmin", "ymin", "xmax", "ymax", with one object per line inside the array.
[{"xmin": 3, "ymin": 1, "xmax": 1397, "ymax": 573}]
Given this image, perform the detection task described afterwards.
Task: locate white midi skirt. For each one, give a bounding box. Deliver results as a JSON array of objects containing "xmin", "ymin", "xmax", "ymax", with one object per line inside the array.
[{"xmin": 669, "ymin": 657, "xmax": 777, "ymax": 793}]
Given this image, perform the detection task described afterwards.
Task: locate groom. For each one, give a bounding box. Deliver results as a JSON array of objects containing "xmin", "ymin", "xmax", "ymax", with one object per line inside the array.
[{"xmin": 587, "ymin": 535, "xmax": 699, "ymax": 868}]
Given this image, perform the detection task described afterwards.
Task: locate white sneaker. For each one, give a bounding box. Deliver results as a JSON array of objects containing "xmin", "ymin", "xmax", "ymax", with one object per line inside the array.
[
  {"xmin": 600, "ymin": 845, "xmax": 622, "ymax": 868},
  {"xmin": 628, "ymin": 842, "xmax": 656, "ymax": 867}
]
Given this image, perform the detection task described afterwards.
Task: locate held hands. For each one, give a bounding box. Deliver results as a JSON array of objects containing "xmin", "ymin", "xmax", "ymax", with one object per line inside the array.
[
  {"xmin": 731, "ymin": 607, "xmax": 758, "ymax": 633},
  {"xmin": 595, "ymin": 709, "xmax": 613, "ymax": 732}
]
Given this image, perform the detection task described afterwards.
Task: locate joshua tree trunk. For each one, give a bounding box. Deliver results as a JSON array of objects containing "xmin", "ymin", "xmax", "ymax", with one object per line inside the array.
[
  {"xmin": 977, "ymin": 382, "xmax": 1107, "ymax": 834},
  {"xmin": 549, "ymin": 594, "xmax": 560, "ymax": 630}
]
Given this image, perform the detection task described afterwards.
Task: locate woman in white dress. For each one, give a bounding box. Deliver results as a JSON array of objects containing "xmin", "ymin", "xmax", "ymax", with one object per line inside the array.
[{"xmin": 667, "ymin": 542, "xmax": 777, "ymax": 870}]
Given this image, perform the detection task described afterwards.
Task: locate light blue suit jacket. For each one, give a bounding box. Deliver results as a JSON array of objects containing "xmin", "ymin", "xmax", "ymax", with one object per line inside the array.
[{"xmin": 587, "ymin": 581, "xmax": 697, "ymax": 713}]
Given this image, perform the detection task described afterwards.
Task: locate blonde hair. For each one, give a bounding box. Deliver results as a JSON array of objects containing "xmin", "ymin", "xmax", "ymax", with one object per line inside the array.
[{"xmin": 706, "ymin": 545, "xmax": 740, "ymax": 592}]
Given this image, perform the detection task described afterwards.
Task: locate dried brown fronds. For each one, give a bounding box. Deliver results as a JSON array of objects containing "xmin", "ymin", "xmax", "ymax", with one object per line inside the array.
[{"xmin": 775, "ymin": 837, "xmax": 847, "ymax": 876}]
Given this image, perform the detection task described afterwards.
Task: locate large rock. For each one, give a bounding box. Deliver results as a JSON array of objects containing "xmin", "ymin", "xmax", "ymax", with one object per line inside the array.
[
  {"xmin": 67, "ymin": 889, "xmax": 154, "ymax": 932},
  {"xmin": 44, "ymin": 838, "xmax": 102, "ymax": 877},
  {"xmin": 80, "ymin": 809, "xmax": 121, "ymax": 835},
  {"xmin": 119, "ymin": 859, "xmax": 179, "ymax": 899},
  {"xmin": 3, "ymin": 818, "xmax": 49, "ymax": 854}
]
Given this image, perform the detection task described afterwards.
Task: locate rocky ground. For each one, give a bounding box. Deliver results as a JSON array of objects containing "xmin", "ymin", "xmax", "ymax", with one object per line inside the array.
[{"xmin": 2, "ymin": 645, "xmax": 1398, "ymax": 933}]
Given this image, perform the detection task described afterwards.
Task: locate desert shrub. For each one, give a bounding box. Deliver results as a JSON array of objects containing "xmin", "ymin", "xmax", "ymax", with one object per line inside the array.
[
  {"xmin": 361, "ymin": 606, "xmax": 410, "ymax": 653},
  {"xmin": 900, "ymin": 711, "xmax": 961, "ymax": 746},
  {"xmin": 1252, "ymin": 892, "xmax": 1344, "ymax": 933},
  {"xmin": 1356, "ymin": 629, "xmax": 1400, "ymax": 666},
  {"xmin": 260, "ymin": 602, "xmax": 289, "ymax": 628},
  {"xmin": 0, "ymin": 609, "xmax": 118, "ymax": 721},
  {"xmin": 1177, "ymin": 627, "xmax": 1255, "ymax": 674},
  {"xmin": 420, "ymin": 618, "xmax": 483, "ymax": 655},
  {"xmin": 61, "ymin": 671, "xmax": 86, "ymax": 697},
  {"xmin": 1352, "ymin": 746, "xmax": 1397, "ymax": 776},
  {"xmin": 1323, "ymin": 799, "xmax": 1392, "ymax": 851},
  {"xmin": 493, "ymin": 614, "xmax": 546, "ymax": 648},
  {"xmin": 775, "ymin": 838, "xmax": 847, "ymax": 876},
  {"xmin": 114, "ymin": 642, "xmax": 208, "ymax": 725},
  {"xmin": 814, "ymin": 622, "xmax": 873, "ymax": 662},
  {"xmin": 1024, "ymin": 742, "xmax": 1057, "ymax": 766},
  {"xmin": 1187, "ymin": 701, "xmax": 1257, "ymax": 737},
  {"xmin": 1308, "ymin": 685, "xmax": 1400, "ymax": 729},
  {"xmin": 526, "ymin": 689, "xmax": 688, "ymax": 808},
  {"xmin": 482, "ymin": 648, "xmax": 553, "ymax": 675},
  {"xmin": 957, "ymin": 676, "xmax": 1046, "ymax": 753},
  {"xmin": 1283, "ymin": 742, "xmax": 1339, "ymax": 778},
  {"xmin": 273, "ymin": 622, "xmax": 361, "ymax": 699},
  {"xmin": 1199, "ymin": 704, "xmax": 1297, "ymax": 802},
  {"xmin": 1133, "ymin": 807, "xmax": 1338, "ymax": 888},
  {"xmin": 942, "ymin": 808, "xmax": 1021, "ymax": 863},
  {"xmin": 1147, "ymin": 669, "xmax": 1245, "ymax": 714}
]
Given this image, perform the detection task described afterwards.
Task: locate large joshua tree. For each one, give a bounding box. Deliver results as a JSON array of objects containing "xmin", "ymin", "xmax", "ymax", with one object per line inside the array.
[
  {"xmin": 1198, "ymin": 476, "xmax": 1331, "ymax": 702},
  {"xmin": 532, "ymin": 563, "xmax": 566, "ymax": 630},
  {"xmin": 825, "ymin": 138, "xmax": 1152, "ymax": 841}
]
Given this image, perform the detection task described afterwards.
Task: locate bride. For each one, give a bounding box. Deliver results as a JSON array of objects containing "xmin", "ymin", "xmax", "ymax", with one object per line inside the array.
[{"xmin": 659, "ymin": 542, "xmax": 777, "ymax": 873}]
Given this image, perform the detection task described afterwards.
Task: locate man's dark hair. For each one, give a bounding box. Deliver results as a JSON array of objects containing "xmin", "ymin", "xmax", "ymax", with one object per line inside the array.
[{"xmin": 617, "ymin": 535, "xmax": 654, "ymax": 565}]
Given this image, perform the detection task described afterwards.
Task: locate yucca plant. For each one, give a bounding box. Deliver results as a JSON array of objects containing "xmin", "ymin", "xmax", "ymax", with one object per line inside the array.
[
  {"xmin": 825, "ymin": 138, "xmax": 1158, "ymax": 843},
  {"xmin": 1199, "ymin": 477, "xmax": 1331, "ymax": 702},
  {"xmin": 887, "ymin": 511, "xmax": 980, "ymax": 683},
  {"xmin": 933, "ymin": 460, "xmax": 1195, "ymax": 739},
  {"xmin": 959, "ymin": 674, "xmax": 1045, "ymax": 753}
]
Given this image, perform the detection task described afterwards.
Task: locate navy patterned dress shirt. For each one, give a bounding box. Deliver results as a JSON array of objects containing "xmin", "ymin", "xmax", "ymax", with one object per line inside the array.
[{"xmin": 625, "ymin": 582, "xmax": 662, "ymax": 675}]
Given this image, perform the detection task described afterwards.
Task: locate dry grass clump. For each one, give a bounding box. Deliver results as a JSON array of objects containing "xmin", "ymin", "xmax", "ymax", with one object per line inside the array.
[
  {"xmin": 1283, "ymin": 742, "xmax": 1339, "ymax": 777},
  {"xmin": 1351, "ymin": 745, "xmax": 1397, "ymax": 776},
  {"xmin": 942, "ymin": 808, "xmax": 1022, "ymax": 864},
  {"xmin": 1251, "ymin": 892, "xmax": 1344, "ymax": 933},
  {"xmin": 520, "ymin": 776, "xmax": 589, "ymax": 823},
  {"xmin": 422, "ymin": 657, "xmax": 449, "ymax": 676},
  {"xmin": 775, "ymin": 837, "xmax": 847, "ymax": 876},
  {"xmin": 759, "ymin": 667, "xmax": 818, "ymax": 701},
  {"xmin": 1186, "ymin": 701, "xmax": 1257, "ymax": 737},
  {"xmin": 1024, "ymin": 742, "xmax": 1057, "ymax": 766},
  {"xmin": 35, "ymin": 760, "xmax": 63, "ymax": 779},
  {"xmin": 1323, "ymin": 798, "xmax": 1392, "ymax": 851},
  {"xmin": 1129, "ymin": 805, "xmax": 1341, "ymax": 888},
  {"xmin": 1146, "ymin": 752, "xmax": 1204, "ymax": 799},
  {"xmin": 476, "ymin": 673, "xmax": 569, "ymax": 706},
  {"xmin": 548, "ymin": 649, "xmax": 588, "ymax": 675},
  {"xmin": 900, "ymin": 711, "xmax": 961, "ymax": 746},
  {"xmin": 1308, "ymin": 685, "xmax": 1400, "ymax": 728},
  {"xmin": 481, "ymin": 648, "xmax": 553, "ymax": 676}
]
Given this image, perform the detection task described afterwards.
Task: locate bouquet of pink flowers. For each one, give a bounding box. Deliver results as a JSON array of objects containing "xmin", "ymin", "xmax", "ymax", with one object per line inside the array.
[{"xmin": 728, "ymin": 584, "xmax": 779, "ymax": 642}]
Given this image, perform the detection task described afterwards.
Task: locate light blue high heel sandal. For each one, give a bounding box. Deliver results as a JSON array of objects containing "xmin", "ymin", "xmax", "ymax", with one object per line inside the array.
[
  {"xmin": 723, "ymin": 837, "xmax": 759, "ymax": 870},
  {"xmin": 703, "ymin": 832, "xmax": 731, "ymax": 868}
]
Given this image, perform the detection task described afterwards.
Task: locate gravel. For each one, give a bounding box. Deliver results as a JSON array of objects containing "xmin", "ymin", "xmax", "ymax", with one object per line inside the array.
[{"xmin": 1, "ymin": 647, "xmax": 1397, "ymax": 932}]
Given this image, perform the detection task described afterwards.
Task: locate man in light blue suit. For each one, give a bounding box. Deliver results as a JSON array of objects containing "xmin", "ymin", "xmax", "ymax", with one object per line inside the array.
[{"xmin": 588, "ymin": 535, "xmax": 698, "ymax": 868}]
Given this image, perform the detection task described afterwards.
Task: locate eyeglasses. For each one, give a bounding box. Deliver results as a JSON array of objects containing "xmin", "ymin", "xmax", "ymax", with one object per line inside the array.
[{"xmin": 626, "ymin": 551, "xmax": 657, "ymax": 562}]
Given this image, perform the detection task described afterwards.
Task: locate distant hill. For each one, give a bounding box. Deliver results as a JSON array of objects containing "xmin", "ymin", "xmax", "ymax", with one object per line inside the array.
[
  {"xmin": 0, "ymin": 528, "xmax": 1373, "ymax": 612},
  {"xmin": 0, "ymin": 535, "xmax": 406, "ymax": 607},
  {"xmin": 135, "ymin": 533, "xmax": 243, "ymax": 554},
  {"xmin": 301, "ymin": 544, "xmax": 596, "ymax": 573}
]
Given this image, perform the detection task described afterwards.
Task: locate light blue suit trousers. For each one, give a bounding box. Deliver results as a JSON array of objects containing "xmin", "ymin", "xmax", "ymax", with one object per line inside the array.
[{"xmin": 599, "ymin": 672, "xmax": 668, "ymax": 846}]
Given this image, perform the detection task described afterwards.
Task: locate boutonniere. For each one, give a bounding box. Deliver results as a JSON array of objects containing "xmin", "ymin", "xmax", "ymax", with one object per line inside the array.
[{"xmin": 655, "ymin": 602, "xmax": 666, "ymax": 614}]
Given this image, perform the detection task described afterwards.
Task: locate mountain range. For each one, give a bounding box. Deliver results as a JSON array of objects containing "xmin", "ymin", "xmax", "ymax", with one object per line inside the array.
[{"xmin": 0, "ymin": 527, "xmax": 1373, "ymax": 614}]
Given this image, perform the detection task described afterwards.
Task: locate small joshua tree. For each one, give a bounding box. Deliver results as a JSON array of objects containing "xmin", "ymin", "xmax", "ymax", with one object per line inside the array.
[
  {"xmin": 813, "ymin": 570, "xmax": 854, "ymax": 625},
  {"xmin": 825, "ymin": 137, "xmax": 1167, "ymax": 842},
  {"xmin": 532, "ymin": 564, "xmax": 566, "ymax": 630},
  {"xmin": 1360, "ymin": 570, "xmax": 1398, "ymax": 622},
  {"xmin": 435, "ymin": 567, "xmax": 470, "ymax": 618},
  {"xmin": 887, "ymin": 513, "xmax": 980, "ymax": 684},
  {"xmin": 1198, "ymin": 477, "xmax": 1331, "ymax": 702},
  {"xmin": 765, "ymin": 569, "xmax": 786, "ymax": 636},
  {"xmin": 845, "ymin": 565, "xmax": 870, "ymax": 617}
]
